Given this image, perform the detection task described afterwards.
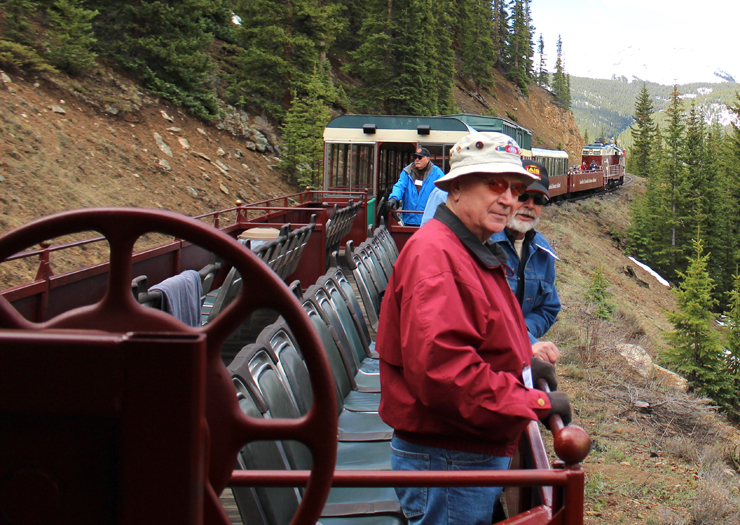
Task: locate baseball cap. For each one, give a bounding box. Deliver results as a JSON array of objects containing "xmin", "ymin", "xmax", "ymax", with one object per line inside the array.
[
  {"xmin": 414, "ymin": 147, "xmax": 431, "ymax": 158},
  {"xmin": 434, "ymin": 132, "xmax": 539, "ymax": 191},
  {"xmin": 521, "ymin": 160, "xmax": 550, "ymax": 198}
]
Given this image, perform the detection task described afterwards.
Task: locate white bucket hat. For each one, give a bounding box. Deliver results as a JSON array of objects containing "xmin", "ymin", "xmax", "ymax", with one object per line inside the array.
[{"xmin": 434, "ymin": 132, "xmax": 540, "ymax": 191}]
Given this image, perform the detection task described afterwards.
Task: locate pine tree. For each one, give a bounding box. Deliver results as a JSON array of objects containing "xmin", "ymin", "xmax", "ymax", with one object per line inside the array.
[
  {"xmin": 653, "ymin": 85, "xmax": 690, "ymax": 279},
  {"xmin": 630, "ymin": 83, "xmax": 655, "ymax": 178},
  {"xmin": 585, "ymin": 266, "xmax": 615, "ymax": 320},
  {"xmin": 280, "ymin": 67, "xmax": 333, "ymax": 187},
  {"xmin": 458, "ymin": 0, "xmax": 495, "ymax": 92},
  {"xmin": 492, "ymin": 0, "xmax": 509, "ymax": 70},
  {"xmin": 705, "ymin": 123, "xmax": 737, "ymax": 304},
  {"xmin": 46, "ymin": 0, "xmax": 99, "ymax": 75},
  {"xmin": 536, "ymin": 33, "xmax": 548, "ymax": 87},
  {"xmin": 432, "ymin": 0, "xmax": 457, "ymax": 113},
  {"xmin": 505, "ymin": 0, "xmax": 530, "ymax": 94},
  {"xmin": 90, "ymin": 0, "xmax": 223, "ymax": 120},
  {"xmin": 231, "ymin": 0, "xmax": 343, "ymax": 115},
  {"xmin": 551, "ymin": 35, "xmax": 570, "ymax": 108},
  {"xmin": 1, "ymin": 0, "xmax": 39, "ymax": 44},
  {"xmin": 723, "ymin": 272, "xmax": 740, "ymax": 413},
  {"xmin": 663, "ymin": 237, "xmax": 735, "ymax": 409}
]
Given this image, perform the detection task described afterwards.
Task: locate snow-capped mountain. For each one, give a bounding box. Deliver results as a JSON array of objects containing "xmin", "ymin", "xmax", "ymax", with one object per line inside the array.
[{"xmin": 572, "ymin": 45, "xmax": 736, "ymax": 86}]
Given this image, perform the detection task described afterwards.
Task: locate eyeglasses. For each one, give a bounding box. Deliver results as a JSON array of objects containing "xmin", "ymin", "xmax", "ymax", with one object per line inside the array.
[
  {"xmin": 518, "ymin": 192, "xmax": 548, "ymax": 205},
  {"xmin": 414, "ymin": 155, "xmax": 426, "ymax": 160},
  {"xmin": 472, "ymin": 175, "xmax": 526, "ymax": 198}
]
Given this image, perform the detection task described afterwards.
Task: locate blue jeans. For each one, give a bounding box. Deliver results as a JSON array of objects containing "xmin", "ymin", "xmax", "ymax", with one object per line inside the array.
[{"xmin": 390, "ymin": 435, "xmax": 512, "ymax": 525}]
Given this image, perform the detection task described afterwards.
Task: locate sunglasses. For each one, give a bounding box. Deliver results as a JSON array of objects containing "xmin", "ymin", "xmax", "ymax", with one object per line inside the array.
[
  {"xmin": 473, "ymin": 175, "xmax": 526, "ymax": 198},
  {"xmin": 518, "ymin": 192, "xmax": 548, "ymax": 205}
]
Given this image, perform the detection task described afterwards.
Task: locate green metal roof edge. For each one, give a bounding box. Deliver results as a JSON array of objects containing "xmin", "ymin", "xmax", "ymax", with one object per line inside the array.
[{"xmin": 326, "ymin": 115, "xmax": 471, "ymax": 133}]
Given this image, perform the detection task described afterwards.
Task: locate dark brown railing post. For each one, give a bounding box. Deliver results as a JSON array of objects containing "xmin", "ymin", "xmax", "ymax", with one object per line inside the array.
[
  {"xmin": 563, "ymin": 466, "xmax": 585, "ymax": 525},
  {"xmin": 34, "ymin": 242, "xmax": 53, "ymax": 322},
  {"xmin": 213, "ymin": 212, "xmax": 220, "ymax": 230}
]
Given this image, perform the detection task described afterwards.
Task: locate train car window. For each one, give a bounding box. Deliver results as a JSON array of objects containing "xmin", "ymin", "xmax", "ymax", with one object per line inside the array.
[
  {"xmin": 325, "ymin": 143, "xmax": 375, "ymax": 191},
  {"xmin": 352, "ymin": 144, "xmax": 374, "ymax": 190}
]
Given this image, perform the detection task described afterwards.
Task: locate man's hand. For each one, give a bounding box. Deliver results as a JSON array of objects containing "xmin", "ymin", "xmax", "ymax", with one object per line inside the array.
[
  {"xmin": 531, "ymin": 357, "xmax": 557, "ymax": 391},
  {"xmin": 387, "ymin": 198, "xmax": 399, "ymax": 211},
  {"xmin": 532, "ymin": 341, "xmax": 560, "ymax": 364},
  {"xmin": 544, "ymin": 391, "xmax": 572, "ymax": 427}
]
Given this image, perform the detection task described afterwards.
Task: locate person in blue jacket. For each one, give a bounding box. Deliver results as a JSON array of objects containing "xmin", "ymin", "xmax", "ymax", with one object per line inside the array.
[
  {"xmin": 491, "ymin": 160, "xmax": 561, "ymax": 363},
  {"xmin": 386, "ymin": 147, "xmax": 444, "ymax": 226}
]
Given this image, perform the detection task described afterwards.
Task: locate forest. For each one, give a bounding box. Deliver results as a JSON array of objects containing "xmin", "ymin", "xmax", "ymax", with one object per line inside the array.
[
  {"xmin": 0, "ymin": 0, "xmax": 571, "ymax": 185},
  {"xmin": 626, "ymin": 84, "xmax": 740, "ymax": 416},
  {"xmin": 570, "ymin": 75, "xmax": 740, "ymax": 149}
]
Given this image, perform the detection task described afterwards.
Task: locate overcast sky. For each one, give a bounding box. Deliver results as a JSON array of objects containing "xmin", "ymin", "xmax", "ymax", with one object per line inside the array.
[{"xmin": 530, "ymin": 0, "xmax": 740, "ymax": 85}]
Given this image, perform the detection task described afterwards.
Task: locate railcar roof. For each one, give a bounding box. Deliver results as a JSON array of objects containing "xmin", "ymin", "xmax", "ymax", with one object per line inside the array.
[{"xmin": 325, "ymin": 115, "xmax": 471, "ymax": 133}]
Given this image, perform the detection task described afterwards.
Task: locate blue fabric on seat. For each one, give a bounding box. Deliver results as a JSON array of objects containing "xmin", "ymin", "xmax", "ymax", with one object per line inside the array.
[{"xmin": 149, "ymin": 269, "xmax": 203, "ymax": 327}]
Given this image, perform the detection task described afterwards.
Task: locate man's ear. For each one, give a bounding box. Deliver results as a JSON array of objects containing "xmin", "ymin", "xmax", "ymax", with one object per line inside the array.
[{"xmin": 447, "ymin": 178, "xmax": 463, "ymax": 201}]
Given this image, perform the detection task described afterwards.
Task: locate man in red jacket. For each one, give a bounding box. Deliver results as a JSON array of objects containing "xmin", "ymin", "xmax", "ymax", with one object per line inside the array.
[{"xmin": 376, "ymin": 131, "xmax": 572, "ymax": 525}]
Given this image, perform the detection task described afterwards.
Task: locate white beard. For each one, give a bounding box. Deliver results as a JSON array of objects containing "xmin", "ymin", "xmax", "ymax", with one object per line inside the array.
[{"xmin": 508, "ymin": 211, "xmax": 540, "ymax": 234}]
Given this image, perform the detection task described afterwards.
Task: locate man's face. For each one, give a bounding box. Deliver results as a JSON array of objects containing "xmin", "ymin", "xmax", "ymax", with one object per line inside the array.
[
  {"xmin": 508, "ymin": 191, "xmax": 544, "ymax": 234},
  {"xmin": 414, "ymin": 155, "xmax": 430, "ymax": 170},
  {"xmin": 449, "ymin": 173, "xmax": 522, "ymax": 242}
]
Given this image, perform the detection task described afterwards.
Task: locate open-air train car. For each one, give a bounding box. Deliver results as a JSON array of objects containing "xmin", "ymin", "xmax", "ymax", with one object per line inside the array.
[{"xmin": 1, "ymin": 117, "xmax": 590, "ymax": 525}]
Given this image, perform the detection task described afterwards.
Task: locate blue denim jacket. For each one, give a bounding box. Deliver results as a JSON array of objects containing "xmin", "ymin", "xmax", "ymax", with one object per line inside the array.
[
  {"xmin": 491, "ymin": 229, "xmax": 561, "ymax": 344},
  {"xmin": 388, "ymin": 163, "xmax": 444, "ymax": 226}
]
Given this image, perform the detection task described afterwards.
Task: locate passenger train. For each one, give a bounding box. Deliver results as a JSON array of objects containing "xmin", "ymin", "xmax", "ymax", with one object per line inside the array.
[
  {"xmin": 323, "ymin": 114, "xmax": 625, "ymax": 224},
  {"xmin": 0, "ymin": 113, "xmax": 595, "ymax": 525}
]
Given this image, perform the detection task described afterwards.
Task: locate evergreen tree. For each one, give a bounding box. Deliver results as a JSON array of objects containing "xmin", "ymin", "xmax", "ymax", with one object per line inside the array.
[
  {"xmin": 458, "ymin": 0, "xmax": 496, "ymax": 92},
  {"xmin": 585, "ymin": 266, "xmax": 615, "ymax": 320},
  {"xmin": 432, "ymin": 0, "xmax": 457, "ymax": 113},
  {"xmin": 551, "ymin": 35, "xmax": 570, "ymax": 108},
  {"xmin": 231, "ymin": 0, "xmax": 343, "ymax": 115},
  {"xmin": 505, "ymin": 0, "xmax": 530, "ymax": 94},
  {"xmin": 702, "ymin": 122, "xmax": 736, "ymax": 303},
  {"xmin": 724, "ymin": 272, "xmax": 740, "ymax": 414},
  {"xmin": 653, "ymin": 85, "xmax": 690, "ymax": 279},
  {"xmin": 536, "ymin": 32, "xmax": 548, "ymax": 87},
  {"xmin": 492, "ymin": 0, "xmax": 509, "ymax": 70},
  {"xmin": 46, "ymin": 0, "xmax": 98, "ymax": 75},
  {"xmin": 663, "ymin": 237, "xmax": 735, "ymax": 409},
  {"xmin": 280, "ymin": 67, "xmax": 333, "ymax": 187},
  {"xmin": 1, "ymin": 0, "xmax": 39, "ymax": 44},
  {"xmin": 583, "ymin": 129, "xmax": 589, "ymax": 144},
  {"xmin": 630, "ymin": 83, "xmax": 655, "ymax": 178},
  {"xmin": 90, "ymin": 0, "xmax": 223, "ymax": 120}
]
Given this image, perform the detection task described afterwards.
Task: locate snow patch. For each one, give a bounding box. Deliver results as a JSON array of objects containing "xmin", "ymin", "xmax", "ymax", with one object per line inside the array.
[{"xmin": 629, "ymin": 257, "xmax": 670, "ymax": 287}]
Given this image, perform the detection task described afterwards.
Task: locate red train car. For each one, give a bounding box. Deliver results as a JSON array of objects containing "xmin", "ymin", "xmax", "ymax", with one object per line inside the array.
[{"xmin": 582, "ymin": 143, "xmax": 625, "ymax": 190}]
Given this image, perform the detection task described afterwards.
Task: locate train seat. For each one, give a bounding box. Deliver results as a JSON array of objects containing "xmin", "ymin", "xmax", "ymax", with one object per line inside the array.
[
  {"xmin": 230, "ymin": 375, "xmax": 403, "ymax": 524},
  {"xmin": 315, "ymin": 275, "xmax": 380, "ymax": 374},
  {"xmin": 304, "ymin": 284, "xmax": 380, "ymax": 392},
  {"xmin": 228, "ymin": 343, "xmax": 392, "ymax": 471},
  {"xmin": 372, "ymin": 224, "xmax": 399, "ymax": 264},
  {"xmin": 359, "ymin": 241, "xmax": 392, "ymax": 282},
  {"xmin": 325, "ymin": 265, "xmax": 378, "ymax": 358},
  {"xmin": 255, "ymin": 319, "xmax": 391, "ymax": 442},
  {"xmin": 344, "ymin": 241, "xmax": 381, "ymax": 332},
  {"xmin": 302, "ymin": 299, "xmax": 381, "ymax": 413}
]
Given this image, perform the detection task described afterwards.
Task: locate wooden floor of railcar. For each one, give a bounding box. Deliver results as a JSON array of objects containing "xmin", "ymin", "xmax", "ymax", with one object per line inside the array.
[{"xmin": 220, "ymin": 489, "xmax": 243, "ymax": 524}]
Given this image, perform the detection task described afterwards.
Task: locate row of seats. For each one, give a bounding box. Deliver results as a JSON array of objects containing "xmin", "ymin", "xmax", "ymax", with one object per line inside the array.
[
  {"xmin": 227, "ymin": 225, "xmax": 404, "ymax": 525},
  {"xmin": 325, "ymin": 200, "xmax": 363, "ymax": 268},
  {"xmin": 202, "ymin": 218, "xmax": 315, "ymax": 326},
  {"xmin": 249, "ymin": 216, "xmax": 317, "ymax": 281}
]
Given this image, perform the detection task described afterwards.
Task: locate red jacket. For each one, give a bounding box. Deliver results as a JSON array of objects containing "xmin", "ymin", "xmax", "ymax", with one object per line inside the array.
[{"xmin": 377, "ymin": 205, "xmax": 551, "ymax": 456}]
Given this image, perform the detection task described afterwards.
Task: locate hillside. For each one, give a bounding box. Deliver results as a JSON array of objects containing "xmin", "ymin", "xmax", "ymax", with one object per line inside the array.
[
  {"xmin": 569, "ymin": 76, "xmax": 740, "ymax": 148},
  {"xmin": 2, "ymin": 64, "xmax": 740, "ymax": 524}
]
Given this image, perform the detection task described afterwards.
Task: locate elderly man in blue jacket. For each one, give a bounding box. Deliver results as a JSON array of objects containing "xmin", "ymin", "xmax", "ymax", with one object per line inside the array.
[
  {"xmin": 386, "ymin": 147, "xmax": 444, "ymax": 226},
  {"xmin": 491, "ymin": 160, "xmax": 561, "ymax": 363}
]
